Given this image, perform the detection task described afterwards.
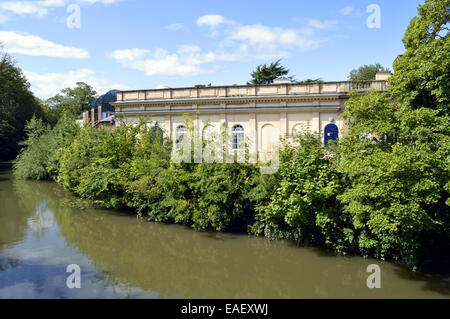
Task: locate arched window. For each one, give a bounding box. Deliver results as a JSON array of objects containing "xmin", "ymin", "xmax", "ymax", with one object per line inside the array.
[
  {"xmin": 232, "ymin": 124, "xmax": 244, "ymax": 150},
  {"xmin": 261, "ymin": 124, "xmax": 275, "ymax": 153},
  {"xmin": 292, "ymin": 124, "xmax": 305, "ymax": 136},
  {"xmin": 175, "ymin": 125, "xmax": 187, "ymax": 149},
  {"xmin": 202, "ymin": 124, "xmax": 214, "ymax": 143}
]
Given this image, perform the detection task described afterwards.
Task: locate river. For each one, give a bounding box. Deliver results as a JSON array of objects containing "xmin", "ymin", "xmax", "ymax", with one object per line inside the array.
[{"xmin": 0, "ymin": 162, "xmax": 448, "ymax": 298}]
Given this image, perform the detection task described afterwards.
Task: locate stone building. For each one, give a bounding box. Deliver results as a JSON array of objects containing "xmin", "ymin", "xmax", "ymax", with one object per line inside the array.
[{"xmin": 110, "ymin": 75, "xmax": 390, "ymax": 156}]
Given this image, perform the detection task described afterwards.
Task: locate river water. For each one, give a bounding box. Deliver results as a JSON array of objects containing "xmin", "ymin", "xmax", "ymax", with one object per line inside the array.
[{"xmin": 0, "ymin": 163, "xmax": 448, "ymax": 299}]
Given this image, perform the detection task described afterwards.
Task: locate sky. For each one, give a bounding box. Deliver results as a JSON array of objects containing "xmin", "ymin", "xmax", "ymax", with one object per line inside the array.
[{"xmin": 0, "ymin": 0, "xmax": 424, "ymax": 99}]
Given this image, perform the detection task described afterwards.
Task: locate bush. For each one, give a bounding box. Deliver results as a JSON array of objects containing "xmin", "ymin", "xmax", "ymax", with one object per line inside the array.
[
  {"xmin": 251, "ymin": 132, "xmax": 356, "ymax": 254},
  {"xmin": 13, "ymin": 115, "xmax": 80, "ymax": 180}
]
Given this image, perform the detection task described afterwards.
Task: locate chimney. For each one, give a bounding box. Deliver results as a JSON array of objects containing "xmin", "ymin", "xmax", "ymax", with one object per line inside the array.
[
  {"xmin": 98, "ymin": 105, "xmax": 102, "ymax": 121},
  {"xmin": 91, "ymin": 108, "xmax": 95, "ymax": 125},
  {"xmin": 82, "ymin": 111, "xmax": 88, "ymax": 124}
]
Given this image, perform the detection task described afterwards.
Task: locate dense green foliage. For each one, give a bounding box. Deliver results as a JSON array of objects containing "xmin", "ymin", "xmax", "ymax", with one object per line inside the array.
[
  {"xmin": 11, "ymin": 0, "xmax": 450, "ymax": 271},
  {"xmin": 338, "ymin": 0, "xmax": 449, "ymax": 269},
  {"xmin": 338, "ymin": 91, "xmax": 449, "ymax": 269},
  {"xmin": 251, "ymin": 134, "xmax": 356, "ymax": 254},
  {"xmin": 16, "ymin": 118, "xmax": 268, "ymax": 232},
  {"xmin": 13, "ymin": 115, "xmax": 81, "ymax": 180},
  {"xmin": 348, "ymin": 63, "xmax": 389, "ymax": 81},
  {"xmin": 0, "ymin": 50, "xmax": 97, "ymax": 160},
  {"xmin": 0, "ymin": 53, "xmax": 47, "ymax": 160}
]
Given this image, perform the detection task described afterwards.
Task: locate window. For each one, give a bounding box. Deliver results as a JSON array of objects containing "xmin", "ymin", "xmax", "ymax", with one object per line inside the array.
[
  {"xmin": 175, "ymin": 125, "xmax": 187, "ymax": 149},
  {"xmin": 232, "ymin": 124, "xmax": 244, "ymax": 150},
  {"xmin": 292, "ymin": 124, "xmax": 305, "ymax": 136}
]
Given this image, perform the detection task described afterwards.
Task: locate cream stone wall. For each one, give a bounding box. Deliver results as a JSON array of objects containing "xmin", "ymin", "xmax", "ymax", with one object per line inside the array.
[{"xmin": 113, "ymin": 80, "xmax": 388, "ymax": 153}]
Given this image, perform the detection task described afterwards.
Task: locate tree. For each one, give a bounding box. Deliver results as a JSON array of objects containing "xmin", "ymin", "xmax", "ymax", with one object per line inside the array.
[
  {"xmin": 388, "ymin": 0, "xmax": 449, "ymax": 113},
  {"xmin": 348, "ymin": 63, "xmax": 389, "ymax": 81},
  {"xmin": 339, "ymin": 0, "xmax": 449, "ymax": 270},
  {"xmin": 45, "ymin": 82, "xmax": 97, "ymax": 124},
  {"xmin": 0, "ymin": 53, "xmax": 45, "ymax": 160},
  {"xmin": 248, "ymin": 60, "xmax": 290, "ymax": 85}
]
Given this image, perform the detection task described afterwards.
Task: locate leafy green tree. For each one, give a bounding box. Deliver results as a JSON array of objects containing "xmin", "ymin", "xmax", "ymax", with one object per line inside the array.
[
  {"xmin": 388, "ymin": 0, "xmax": 449, "ymax": 113},
  {"xmin": 13, "ymin": 115, "xmax": 80, "ymax": 180},
  {"xmin": 348, "ymin": 63, "xmax": 389, "ymax": 81},
  {"xmin": 248, "ymin": 60, "xmax": 290, "ymax": 84},
  {"xmin": 339, "ymin": 0, "xmax": 449, "ymax": 270},
  {"xmin": 45, "ymin": 82, "xmax": 97, "ymax": 124},
  {"xmin": 0, "ymin": 53, "xmax": 45, "ymax": 160}
]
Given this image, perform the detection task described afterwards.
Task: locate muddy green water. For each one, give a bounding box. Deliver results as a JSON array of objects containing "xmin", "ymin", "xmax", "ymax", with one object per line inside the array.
[{"xmin": 0, "ymin": 163, "xmax": 448, "ymax": 298}]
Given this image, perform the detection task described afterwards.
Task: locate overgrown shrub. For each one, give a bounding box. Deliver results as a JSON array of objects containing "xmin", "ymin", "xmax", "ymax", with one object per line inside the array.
[
  {"xmin": 250, "ymin": 132, "xmax": 356, "ymax": 254},
  {"xmin": 13, "ymin": 115, "xmax": 80, "ymax": 180}
]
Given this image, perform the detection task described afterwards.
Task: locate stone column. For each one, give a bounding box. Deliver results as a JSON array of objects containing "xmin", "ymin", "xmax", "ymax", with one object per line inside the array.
[
  {"xmin": 312, "ymin": 111, "xmax": 320, "ymax": 134},
  {"xmin": 279, "ymin": 112, "xmax": 288, "ymax": 137},
  {"xmin": 249, "ymin": 112, "xmax": 257, "ymax": 163}
]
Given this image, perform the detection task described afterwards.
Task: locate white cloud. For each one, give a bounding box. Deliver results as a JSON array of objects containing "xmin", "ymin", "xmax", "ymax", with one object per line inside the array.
[
  {"xmin": 197, "ymin": 14, "xmax": 234, "ymax": 37},
  {"xmin": 77, "ymin": 0, "xmax": 120, "ymax": 4},
  {"xmin": 109, "ymin": 47, "xmax": 210, "ymax": 76},
  {"xmin": 197, "ymin": 14, "xmax": 226, "ymax": 27},
  {"xmin": 0, "ymin": 0, "xmax": 120, "ymax": 19},
  {"xmin": 37, "ymin": 0, "xmax": 68, "ymax": 6},
  {"xmin": 227, "ymin": 24, "xmax": 323, "ymax": 52},
  {"xmin": 307, "ymin": 19, "xmax": 338, "ymax": 30},
  {"xmin": 24, "ymin": 68, "xmax": 130, "ymax": 98},
  {"xmin": 339, "ymin": 6, "xmax": 354, "ymax": 15},
  {"xmin": 109, "ymin": 14, "xmax": 337, "ymax": 77},
  {"xmin": 0, "ymin": 31, "xmax": 90, "ymax": 58},
  {"xmin": 0, "ymin": 12, "xmax": 10, "ymax": 24},
  {"xmin": 0, "ymin": 2, "xmax": 48, "ymax": 16},
  {"xmin": 164, "ymin": 23, "xmax": 184, "ymax": 31},
  {"xmin": 178, "ymin": 44, "xmax": 201, "ymax": 53}
]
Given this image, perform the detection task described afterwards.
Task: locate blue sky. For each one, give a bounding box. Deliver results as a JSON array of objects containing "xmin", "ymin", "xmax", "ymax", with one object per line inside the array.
[{"xmin": 0, "ymin": 0, "xmax": 423, "ymax": 99}]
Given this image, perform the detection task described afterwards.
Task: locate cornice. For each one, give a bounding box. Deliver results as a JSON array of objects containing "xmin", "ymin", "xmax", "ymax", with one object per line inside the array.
[{"xmin": 112, "ymin": 93, "xmax": 345, "ymax": 109}]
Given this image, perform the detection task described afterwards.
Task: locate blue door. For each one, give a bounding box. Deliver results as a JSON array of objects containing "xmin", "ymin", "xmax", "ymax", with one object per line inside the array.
[
  {"xmin": 151, "ymin": 125, "xmax": 163, "ymax": 143},
  {"xmin": 324, "ymin": 124, "xmax": 339, "ymax": 146}
]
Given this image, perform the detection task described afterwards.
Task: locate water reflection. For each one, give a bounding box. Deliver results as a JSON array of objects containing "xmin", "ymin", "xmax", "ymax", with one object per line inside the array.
[{"xmin": 0, "ymin": 164, "xmax": 449, "ymax": 298}]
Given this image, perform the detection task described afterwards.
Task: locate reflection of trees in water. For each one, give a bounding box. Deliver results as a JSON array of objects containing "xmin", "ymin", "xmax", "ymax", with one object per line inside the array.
[
  {"xmin": 0, "ymin": 257, "xmax": 21, "ymax": 271},
  {"xmin": 12, "ymin": 179, "xmax": 60, "ymax": 241},
  {"xmin": 55, "ymin": 207, "xmax": 439, "ymax": 299},
  {"xmin": 26, "ymin": 200, "xmax": 56, "ymax": 240},
  {"xmin": 6, "ymin": 171, "xmax": 449, "ymax": 298},
  {"xmin": 0, "ymin": 171, "xmax": 33, "ymax": 252}
]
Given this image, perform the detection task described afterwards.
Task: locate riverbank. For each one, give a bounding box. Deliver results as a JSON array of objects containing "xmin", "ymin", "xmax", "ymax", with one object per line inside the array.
[
  {"xmin": 1, "ymin": 166, "xmax": 449, "ymax": 298},
  {"xmin": 12, "ymin": 116, "xmax": 450, "ymax": 273}
]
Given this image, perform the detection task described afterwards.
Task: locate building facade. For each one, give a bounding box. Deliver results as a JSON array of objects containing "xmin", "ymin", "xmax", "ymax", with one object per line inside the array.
[{"xmin": 111, "ymin": 79, "xmax": 389, "ymax": 155}]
